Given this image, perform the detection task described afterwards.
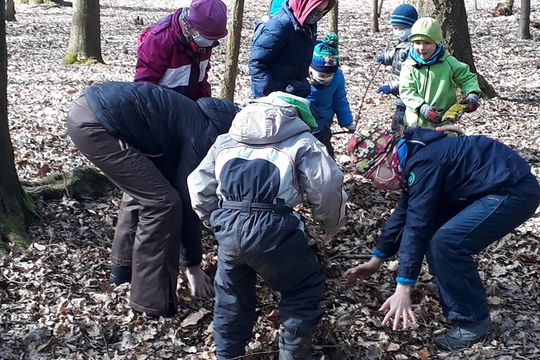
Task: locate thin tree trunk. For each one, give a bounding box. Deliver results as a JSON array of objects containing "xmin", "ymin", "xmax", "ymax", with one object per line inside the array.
[
  {"xmin": 371, "ymin": 0, "xmax": 379, "ymax": 32},
  {"xmin": 328, "ymin": 1, "xmax": 338, "ymax": 35},
  {"xmin": 221, "ymin": 0, "xmax": 244, "ymax": 102},
  {"xmin": 65, "ymin": 0, "xmax": 103, "ymax": 64},
  {"xmin": 518, "ymin": 0, "xmax": 531, "ymax": 39},
  {"xmin": 0, "ymin": 0, "xmax": 33, "ymax": 250},
  {"xmin": 5, "ymin": 0, "xmax": 15, "ymax": 21}
]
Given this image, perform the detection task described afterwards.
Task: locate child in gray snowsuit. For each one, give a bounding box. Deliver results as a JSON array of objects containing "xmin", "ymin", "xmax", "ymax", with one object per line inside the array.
[
  {"xmin": 188, "ymin": 92, "xmax": 347, "ymax": 359},
  {"xmin": 376, "ymin": 4, "xmax": 418, "ymax": 132}
]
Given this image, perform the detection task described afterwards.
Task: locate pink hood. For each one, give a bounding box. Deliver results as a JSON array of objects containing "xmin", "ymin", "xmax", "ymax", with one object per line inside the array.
[{"xmin": 288, "ymin": 0, "xmax": 336, "ymax": 26}]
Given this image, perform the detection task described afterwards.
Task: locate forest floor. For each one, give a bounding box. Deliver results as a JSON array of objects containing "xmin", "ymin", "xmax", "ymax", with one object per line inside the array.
[{"xmin": 1, "ymin": 0, "xmax": 540, "ymax": 359}]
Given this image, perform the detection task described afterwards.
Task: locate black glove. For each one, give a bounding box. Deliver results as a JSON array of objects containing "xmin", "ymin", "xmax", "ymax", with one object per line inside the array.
[
  {"xmin": 419, "ymin": 104, "xmax": 444, "ymax": 124},
  {"xmin": 460, "ymin": 93, "xmax": 479, "ymax": 113}
]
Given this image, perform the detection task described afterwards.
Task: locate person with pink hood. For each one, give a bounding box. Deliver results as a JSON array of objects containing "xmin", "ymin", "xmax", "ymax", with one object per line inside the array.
[
  {"xmin": 249, "ymin": 0, "xmax": 336, "ymax": 99},
  {"xmin": 135, "ymin": 0, "xmax": 228, "ymax": 101}
]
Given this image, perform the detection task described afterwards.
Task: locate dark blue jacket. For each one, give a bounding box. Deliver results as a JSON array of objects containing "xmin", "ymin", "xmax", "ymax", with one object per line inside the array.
[
  {"xmin": 84, "ymin": 81, "xmax": 236, "ymax": 211},
  {"xmin": 307, "ymin": 69, "xmax": 353, "ymax": 128},
  {"xmin": 376, "ymin": 128, "xmax": 532, "ymax": 282},
  {"xmin": 249, "ymin": 4, "xmax": 316, "ymax": 98}
]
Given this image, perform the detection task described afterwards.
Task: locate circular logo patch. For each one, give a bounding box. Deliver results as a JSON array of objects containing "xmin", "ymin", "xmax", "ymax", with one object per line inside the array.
[{"xmin": 407, "ymin": 172, "xmax": 416, "ymax": 186}]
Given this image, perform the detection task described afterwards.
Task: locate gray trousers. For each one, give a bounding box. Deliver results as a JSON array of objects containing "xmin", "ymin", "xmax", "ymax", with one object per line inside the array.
[{"xmin": 66, "ymin": 95, "xmax": 181, "ymax": 316}]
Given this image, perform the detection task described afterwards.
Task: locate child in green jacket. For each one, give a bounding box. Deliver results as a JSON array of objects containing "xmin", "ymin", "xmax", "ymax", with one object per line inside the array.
[{"xmin": 399, "ymin": 17, "xmax": 481, "ymax": 128}]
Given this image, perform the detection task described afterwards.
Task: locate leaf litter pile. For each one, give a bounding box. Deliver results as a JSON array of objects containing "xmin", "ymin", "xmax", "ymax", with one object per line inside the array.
[{"xmin": 1, "ymin": 0, "xmax": 539, "ymax": 359}]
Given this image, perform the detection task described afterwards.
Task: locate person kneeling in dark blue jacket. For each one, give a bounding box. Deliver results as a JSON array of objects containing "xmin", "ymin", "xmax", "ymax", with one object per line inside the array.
[
  {"xmin": 66, "ymin": 82, "xmax": 237, "ymax": 317},
  {"xmin": 344, "ymin": 125, "xmax": 540, "ymax": 351}
]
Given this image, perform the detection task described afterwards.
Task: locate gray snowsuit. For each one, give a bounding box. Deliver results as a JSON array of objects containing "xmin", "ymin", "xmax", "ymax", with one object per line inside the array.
[{"xmin": 188, "ymin": 97, "xmax": 347, "ymax": 359}]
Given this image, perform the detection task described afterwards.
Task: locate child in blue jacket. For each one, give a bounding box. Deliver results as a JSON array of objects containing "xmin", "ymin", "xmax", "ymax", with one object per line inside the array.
[
  {"xmin": 346, "ymin": 125, "xmax": 540, "ymax": 351},
  {"xmin": 307, "ymin": 33, "xmax": 354, "ymax": 157}
]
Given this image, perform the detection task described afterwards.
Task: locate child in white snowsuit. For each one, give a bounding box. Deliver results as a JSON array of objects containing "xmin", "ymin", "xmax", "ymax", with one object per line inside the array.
[{"xmin": 188, "ymin": 92, "xmax": 347, "ymax": 359}]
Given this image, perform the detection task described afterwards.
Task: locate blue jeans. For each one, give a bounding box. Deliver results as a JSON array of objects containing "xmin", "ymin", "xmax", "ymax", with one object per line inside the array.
[
  {"xmin": 211, "ymin": 209, "xmax": 325, "ymax": 360},
  {"xmin": 426, "ymin": 173, "xmax": 540, "ymax": 323}
]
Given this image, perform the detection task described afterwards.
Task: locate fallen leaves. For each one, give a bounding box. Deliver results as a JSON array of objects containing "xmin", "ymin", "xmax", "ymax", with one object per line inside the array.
[{"xmin": 0, "ymin": 0, "xmax": 539, "ymax": 359}]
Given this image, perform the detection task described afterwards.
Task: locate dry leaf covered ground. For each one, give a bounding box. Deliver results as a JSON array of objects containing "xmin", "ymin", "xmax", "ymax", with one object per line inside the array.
[{"xmin": 1, "ymin": 0, "xmax": 540, "ymax": 359}]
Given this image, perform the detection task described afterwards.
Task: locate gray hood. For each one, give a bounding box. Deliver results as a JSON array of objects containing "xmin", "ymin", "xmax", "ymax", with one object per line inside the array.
[{"xmin": 229, "ymin": 99, "xmax": 310, "ymax": 145}]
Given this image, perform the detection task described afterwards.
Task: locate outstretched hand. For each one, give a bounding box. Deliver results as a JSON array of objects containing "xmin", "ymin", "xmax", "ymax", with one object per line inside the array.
[
  {"xmin": 186, "ymin": 266, "xmax": 215, "ymax": 298},
  {"xmin": 379, "ymin": 284, "xmax": 417, "ymax": 330},
  {"xmin": 343, "ymin": 256, "xmax": 383, "ymax": 285}
]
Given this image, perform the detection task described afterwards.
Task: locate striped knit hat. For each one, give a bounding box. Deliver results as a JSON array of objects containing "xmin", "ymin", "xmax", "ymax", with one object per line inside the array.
[
  {"xmin": 310, "ymin": 32, "xmax": 339, "ymax": 73},
  {"xmin": 391, "ymin": 4, "xmax": 418, "ymax": 28}
]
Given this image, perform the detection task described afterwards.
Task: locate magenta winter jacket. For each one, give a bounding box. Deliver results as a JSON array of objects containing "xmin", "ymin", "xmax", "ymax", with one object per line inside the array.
[{"xmin": 134, "ymin": 8, "xmax": 213, "ymax": 101}]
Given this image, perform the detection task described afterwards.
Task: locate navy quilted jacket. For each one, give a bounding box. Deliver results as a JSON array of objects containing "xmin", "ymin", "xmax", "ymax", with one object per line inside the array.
[
  {"xmin": 249, "ymin": 4, "xmax": 317, "ymax": 98},
  {"xmin": 376, "ymin": 128, "xmax": 532, "ymax": 283}
]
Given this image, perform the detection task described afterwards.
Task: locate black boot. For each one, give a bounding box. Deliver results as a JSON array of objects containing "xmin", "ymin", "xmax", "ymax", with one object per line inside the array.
[
  {"xmin": 110, "ymin": 264, "xmax": 132, "ymax": 285},
  {"xmin": 435, "ymin": 316, "xmax": 493, "ymax": 351},
  {"xmin": 279, "ymin": 329, "xmax": 318, "ymax": 360}
]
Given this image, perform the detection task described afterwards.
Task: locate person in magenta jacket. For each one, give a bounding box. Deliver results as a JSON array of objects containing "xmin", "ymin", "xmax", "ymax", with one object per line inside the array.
[{"xmin": 134, "ymin": 0, "xmax": 227, "ymax": 101}]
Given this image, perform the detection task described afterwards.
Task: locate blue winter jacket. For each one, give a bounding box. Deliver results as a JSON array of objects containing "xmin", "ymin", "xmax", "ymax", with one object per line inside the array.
[
  {"xmin": 249, "ymin": 3, "xmax": 317, "ymax": 98},
  {"xmin": 375, "ymin": 128, "xmax": 533, "ymax": 283},
  {"xmin": 307, "ymin": 69, "xmax": 353, "ymax": 129}
]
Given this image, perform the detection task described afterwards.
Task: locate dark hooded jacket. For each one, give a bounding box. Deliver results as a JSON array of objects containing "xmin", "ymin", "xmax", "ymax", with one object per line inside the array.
[
  {"xmin": 375, "ymin": 128, "xmax": 533, "ymax": 283},
  {"xmin": 249, "ymin": 0, "xmax": 335, "ymax": 98},
  {"xmin": 84, "ymin": 81, "xmax": 236, "ymax": 211}
]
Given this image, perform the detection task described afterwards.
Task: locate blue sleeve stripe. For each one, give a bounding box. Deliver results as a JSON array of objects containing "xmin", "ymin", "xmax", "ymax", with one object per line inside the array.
[
  {"xmin": 396, "ymin": 277, "xmax": 416, "ymax": 286},
  {"xmin": 373, "ymin": 248, "xmax": 389, "ymax": 258}
]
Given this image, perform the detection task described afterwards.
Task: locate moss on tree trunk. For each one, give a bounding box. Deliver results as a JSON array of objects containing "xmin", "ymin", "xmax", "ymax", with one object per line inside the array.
[{"xmin": 22, "ymin": 167, "xmax": 115, "ymax": 201}]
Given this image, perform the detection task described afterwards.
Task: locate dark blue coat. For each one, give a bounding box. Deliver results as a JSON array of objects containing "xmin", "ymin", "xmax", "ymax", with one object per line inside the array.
[
  {"xmin": 376, "ymin": 128, "xmax": 532, "ymax": 282},
  {"xmin": 249, "ymin": 4, "xmax": 317, "ymax": 98},
  {"xmin": 84, "ymin": 81, "xmax": 236, "ymax": 206}
]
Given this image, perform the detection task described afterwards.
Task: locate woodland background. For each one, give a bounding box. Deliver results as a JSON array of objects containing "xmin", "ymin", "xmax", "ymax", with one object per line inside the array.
[{"xmin": 0, "ymin": 0, "xmax": 539, "ymax": 359}]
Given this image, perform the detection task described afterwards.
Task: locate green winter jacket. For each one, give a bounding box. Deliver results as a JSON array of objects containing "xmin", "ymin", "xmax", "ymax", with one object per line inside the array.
[{"xmin": 399, "ymin": 52, "xmax": 480, "ymax": 128}]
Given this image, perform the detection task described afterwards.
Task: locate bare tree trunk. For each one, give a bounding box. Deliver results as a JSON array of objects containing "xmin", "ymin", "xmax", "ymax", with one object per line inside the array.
[
  {"xmin": 5, "ymin": 0, "xmax": 15, "ymax": 21},
  {"xmin": 328, "ymin": 1, "xmax": 338, "ymax": 35},
  {"xmin": 65, "ymin": 0, "xmax": 103, "ymax": 64},
  {"xmin": 518, "ymin": 0, "xmax": 531, "ymax": 39},
  {"xmin": 412, "ymin": 0, "xmax": 497, "ymax": 98},
  {"xmin": 221, "ymin": 0, "xmax": 244, "ymax": 102},
  {"xmin": 0, "ymin": 0, "xmax": 34, "ymax": 250},
  {"xmin": 371, "ymin": 0, "xmax": 379, "ymax": 32}
]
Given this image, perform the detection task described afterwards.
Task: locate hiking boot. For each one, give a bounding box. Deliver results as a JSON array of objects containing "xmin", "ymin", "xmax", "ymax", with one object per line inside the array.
[
  {"xmin": 279, "ymin": 330, "xmax": 318, "ymax": 360},
  {"xmin": 435, "ymin": 317, "xmax": 493, "ymax": 351},
  {"xmin": 110, "ymin": 264, "xmax": 132, "ymax": 285}
]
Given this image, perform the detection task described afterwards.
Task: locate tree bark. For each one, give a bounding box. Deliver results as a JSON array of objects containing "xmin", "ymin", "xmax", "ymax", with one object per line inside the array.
[
  {"xmin": 5, "ymin": 0, "xmax": 15, "ymax": 21},
  {"xmin": 65, "ymin": 0, "xmax": 103, "ymax": 64},
  {"xmin": 220, "ymin": 0, "xmax": 244, "ymax": 102},
  {"xmin": 0, "ymin": 0, "xmax": 34, "ymax": 250},
  {"xmin": 371, "ymin": 0, "xmax": 379, "ymax": 33},
  {"xmin": 328, "ymin": 1, "xmax": 338, "ymax": 35},
  {"xmin": 412, "ymin": 0, "xmax": 497, "ymax": 98},
  {"xmin": 518, "ymin": 0, "xmax": 531, "ymax": 39}
]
